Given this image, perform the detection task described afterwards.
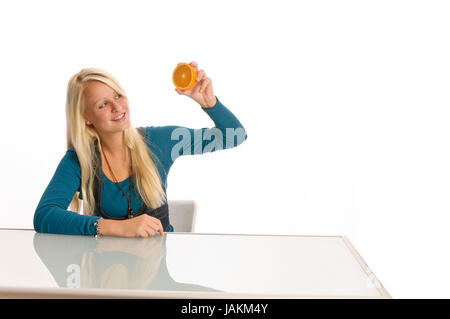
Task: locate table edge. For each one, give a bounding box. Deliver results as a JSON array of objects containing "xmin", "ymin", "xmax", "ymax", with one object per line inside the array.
[
  {"xmin": 0, "ymin": 285, "xmax": 391, "ymax": 299},
  {"xmin": 341, "ymin": 236, "xmax": 392, "ymax": 299}
]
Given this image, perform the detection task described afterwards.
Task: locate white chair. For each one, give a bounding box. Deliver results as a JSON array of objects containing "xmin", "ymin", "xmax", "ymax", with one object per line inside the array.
[{"xmin": 168, "ymin": 200, "xmax": 197, "ymax": 232}]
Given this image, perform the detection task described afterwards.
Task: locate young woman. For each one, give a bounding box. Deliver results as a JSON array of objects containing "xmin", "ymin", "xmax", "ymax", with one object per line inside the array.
[{"xmin": 34, "ymin": 62, "xmax": 247, "ymax": 237}]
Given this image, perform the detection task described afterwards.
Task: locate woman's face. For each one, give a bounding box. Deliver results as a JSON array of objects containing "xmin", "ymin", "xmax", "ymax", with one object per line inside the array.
[{"xmin": 83, "ymin": 80, "xmax": 130, "ymax": 135}]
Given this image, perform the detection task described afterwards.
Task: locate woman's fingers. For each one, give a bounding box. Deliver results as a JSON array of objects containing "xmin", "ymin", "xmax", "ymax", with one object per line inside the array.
[
  {"xmin": 130, "ymin": 215, "xmax": 163, "ymax": 237},
  {"xmin": 138, "ymin": 224, "xmax": 155, "ymax": 238},
  {"xmin": 196, "ymin": 70, "xmax": 205, "ymax": 82},
  {"xmin": 147, "ymin": 226, "xmax": 156, "ymax": 237},
  {"xmin": 144, "ymin": 215, "xmax": 164, "ymax": 236},
  {"xmin": 199, "ymin": 77, "xmax": 210, "ymax": 93},
  {"xmin": 189, "ymin": 61, "xmax": 198, "ymax": 70},
  {"xmin": 155, "ymin": 219, "xmax": 164, "ymax": 236},
  {"xmin": 137, "ymin": 227, "xmax": 151, "ymax": 238},
  {"xmin": 148, "ymin": 218, "xmax": 163, "ymax": 236},
  {"xmin": 189, "ymin": 62, "xmax": 207, "ymax": 83}
]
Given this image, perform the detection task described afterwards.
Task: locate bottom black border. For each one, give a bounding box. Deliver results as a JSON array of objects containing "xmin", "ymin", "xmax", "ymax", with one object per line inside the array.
[{"xmin": 2, "ymin": 298, "xmax": 449, "ymax": 316}]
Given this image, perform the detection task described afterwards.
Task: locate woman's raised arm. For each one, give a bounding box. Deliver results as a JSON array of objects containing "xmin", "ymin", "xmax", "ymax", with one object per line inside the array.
[{"xmin": 142, "ymin": 96, "xmax": 247, "ymax": 169}]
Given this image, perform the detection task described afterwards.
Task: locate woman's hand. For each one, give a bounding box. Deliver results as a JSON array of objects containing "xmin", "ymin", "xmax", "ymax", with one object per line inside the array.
[
  {"xmin": 175, "ymin": 61, "xmax": 217, "ymax": 109},
  {"xmin": 99, "ymin": 214, "xmax": 164, "ymax": 238}
]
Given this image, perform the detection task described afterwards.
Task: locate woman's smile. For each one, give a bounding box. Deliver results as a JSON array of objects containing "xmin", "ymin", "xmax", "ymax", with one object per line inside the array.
[{"xmin": 112, "ymin": 112, "xmax": 126, "ymax": 122}]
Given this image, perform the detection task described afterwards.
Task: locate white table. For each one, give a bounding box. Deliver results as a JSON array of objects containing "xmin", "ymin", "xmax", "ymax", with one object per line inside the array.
[{"xmin": 0, "ymin": 229, "xmax": 390, "ymax": 298}]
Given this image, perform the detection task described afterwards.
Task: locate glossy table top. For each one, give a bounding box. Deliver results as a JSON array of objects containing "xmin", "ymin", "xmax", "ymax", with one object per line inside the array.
[{"xmin": 0, "ymin": 230, "xmax": 390, "ymax": 298}]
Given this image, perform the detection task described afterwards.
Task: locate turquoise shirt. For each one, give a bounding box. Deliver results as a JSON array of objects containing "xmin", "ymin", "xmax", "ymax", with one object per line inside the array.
[{"xmin": 34, "ymin": 97, "xmax": 247, "ymax": 236}]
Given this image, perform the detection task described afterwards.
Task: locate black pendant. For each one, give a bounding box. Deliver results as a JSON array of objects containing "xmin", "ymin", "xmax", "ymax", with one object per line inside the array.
[{"xmin": 127, "ymin": 207, "xmax": 133, "ymax": 219}]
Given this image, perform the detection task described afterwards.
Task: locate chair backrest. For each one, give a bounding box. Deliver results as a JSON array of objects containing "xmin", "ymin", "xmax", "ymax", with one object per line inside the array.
[{"xmin": 167, "ymin": 200, "xmax": 197, "ymax": 232}]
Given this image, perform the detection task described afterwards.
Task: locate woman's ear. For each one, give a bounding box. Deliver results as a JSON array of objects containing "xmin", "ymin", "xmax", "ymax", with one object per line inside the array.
[{"xmin": 83, "ymin": 112, "xmax": 92, "ymax": 125}]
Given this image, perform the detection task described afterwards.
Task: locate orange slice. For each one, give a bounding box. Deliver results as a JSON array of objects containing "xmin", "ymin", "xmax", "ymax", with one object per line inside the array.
[{"xmin": 172, "ymin": 62, "xmax": 197, "ymax": 90}]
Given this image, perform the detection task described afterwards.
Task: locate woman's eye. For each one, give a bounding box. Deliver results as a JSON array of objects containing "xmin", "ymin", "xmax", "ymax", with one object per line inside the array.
[{"xmin": 98, "ymin": 94, "xmax": 120, "ymax": 109}]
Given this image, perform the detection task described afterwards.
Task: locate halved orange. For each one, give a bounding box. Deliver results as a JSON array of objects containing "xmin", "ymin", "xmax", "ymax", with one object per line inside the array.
[{"xmin": 172, "ymin": 62, "xmax": 197, "ymax": 90}]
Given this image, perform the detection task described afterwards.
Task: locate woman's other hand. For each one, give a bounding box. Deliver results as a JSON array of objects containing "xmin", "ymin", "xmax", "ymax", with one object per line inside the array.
[
  {"xmin": 175, "ymin": 61, "xmax": 217, "ymax": 109},
  {"xmin": 99, "ymin": 214, "xmax": 164, "ymax": 238}
]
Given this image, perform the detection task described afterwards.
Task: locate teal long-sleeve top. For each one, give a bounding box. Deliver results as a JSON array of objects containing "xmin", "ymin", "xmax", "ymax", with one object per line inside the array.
[{"xmin": 33, "ymin": 97, "xmax": 247, "ymax": 236}]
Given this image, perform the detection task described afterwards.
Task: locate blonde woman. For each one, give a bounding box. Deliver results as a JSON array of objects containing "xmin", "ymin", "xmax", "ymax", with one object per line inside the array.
[{"xmin": 34, "ymin": 62, "xmax": 247, "ymax": 237}]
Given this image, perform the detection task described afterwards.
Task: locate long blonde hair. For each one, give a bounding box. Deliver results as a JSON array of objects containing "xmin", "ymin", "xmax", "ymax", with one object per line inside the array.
[{"xmin": 66, "ymin": 68, "xmax": 166, "ymax": 216}]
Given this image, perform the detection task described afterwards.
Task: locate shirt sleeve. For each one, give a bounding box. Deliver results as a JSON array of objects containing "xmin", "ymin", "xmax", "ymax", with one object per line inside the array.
[
  {"xmin": 33, "ymin": 149, "xmax": 101, "ymax": 236},
  {"xmin": 143, "ymin": 96, "xmax": 248, "ymax": 169}
]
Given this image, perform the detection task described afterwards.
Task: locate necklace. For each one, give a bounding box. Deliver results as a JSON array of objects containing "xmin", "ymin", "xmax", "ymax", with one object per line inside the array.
[{"xmin": 101, "ymin": 146, "xmax": 134, "ymax": 219}]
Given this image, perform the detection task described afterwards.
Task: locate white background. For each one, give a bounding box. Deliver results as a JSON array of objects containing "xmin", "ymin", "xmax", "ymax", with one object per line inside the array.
[{"xmin": 1, "ymin": 0, "xmax": 449, "ymax": 298}]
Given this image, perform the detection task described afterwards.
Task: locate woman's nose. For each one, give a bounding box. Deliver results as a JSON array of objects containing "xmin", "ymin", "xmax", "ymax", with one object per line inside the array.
[{"xmin": 111, "ymin": 101, "xmax": 124, "ymax": 112}]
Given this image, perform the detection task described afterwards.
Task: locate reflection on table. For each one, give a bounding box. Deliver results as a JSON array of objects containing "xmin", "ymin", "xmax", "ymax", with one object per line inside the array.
[{"xmin": 33, "ymin": 232, "xmax": 220, "ymax": 292}]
